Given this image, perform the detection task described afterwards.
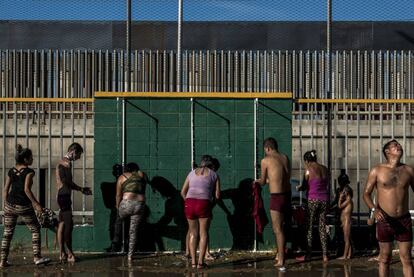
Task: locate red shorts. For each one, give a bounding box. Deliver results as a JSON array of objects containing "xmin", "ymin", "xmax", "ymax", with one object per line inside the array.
[
  {"xmin": 270, "ymin": 191, "xmax": 291, "ymax": 214},
  {"xmin": 185, "ymin": 198, "xmax": 212, "ymax": 219},
  {"xmin": 376, "ymin": 213, "xmax": 413, "ymax": 242}
]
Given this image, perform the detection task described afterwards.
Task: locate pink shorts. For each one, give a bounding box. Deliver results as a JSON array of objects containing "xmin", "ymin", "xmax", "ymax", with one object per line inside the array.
[{"xmin": 185, "ymin": 198, "xmax": 212, "ymax": 219}]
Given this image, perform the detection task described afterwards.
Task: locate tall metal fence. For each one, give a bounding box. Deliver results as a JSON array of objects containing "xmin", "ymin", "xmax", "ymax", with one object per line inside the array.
[
  {"xmin": 0, "ymin": 99, "xmax": 94, "ymax": 224},
  {"xmin": 1, "ymin": 50, "xmax": 414, "ymax": 99},
  {"xmin": 292, "ymin": 100, "xmax": 414, "ymax": 223}
]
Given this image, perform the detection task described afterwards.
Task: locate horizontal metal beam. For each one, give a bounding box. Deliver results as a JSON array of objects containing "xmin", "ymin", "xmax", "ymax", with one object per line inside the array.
[
  {"xmin": 0, "ymin": 98, "xmax": 94, "ymax": 103},
  {"xmin": 95, "ymin": 91, "xmax": 293, "ymax": 99},
  {"xmin": 297, "ymin": 99, "xmax": 414, "ymax": 104}
]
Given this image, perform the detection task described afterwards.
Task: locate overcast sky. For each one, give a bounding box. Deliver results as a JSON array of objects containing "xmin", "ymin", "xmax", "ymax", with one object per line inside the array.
[{"xmin": 1, "ymin": 0, "xmax": 414, "ymax": 21}]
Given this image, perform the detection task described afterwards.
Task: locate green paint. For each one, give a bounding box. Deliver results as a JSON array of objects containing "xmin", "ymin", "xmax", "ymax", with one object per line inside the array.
[{"xmin": 94, "ymin": 98, "xmax": 292, "ymax": 251}]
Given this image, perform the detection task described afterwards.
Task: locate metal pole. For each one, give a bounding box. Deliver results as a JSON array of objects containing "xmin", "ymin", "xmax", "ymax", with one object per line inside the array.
[
  {"xmin": 190, "ymin": 98, "xmax": 195, "ymax": 169},
  {"xmin": 122, "ymin": 0, "xmax": 131, "ymax": 165},
  {"xmin": 253, "ymin": 98, "xmax": 258, "ymax": 252},
  {"xmin": 121, "ymin": 0, "xmax": 132, "ymax": 254},
  {"xmin": 326, "ymin": 0, "xmax": 333, "ymax": 189},
  {"xmin": 177, "ymin": 0, "xmax": 183, "ymax": 92}
]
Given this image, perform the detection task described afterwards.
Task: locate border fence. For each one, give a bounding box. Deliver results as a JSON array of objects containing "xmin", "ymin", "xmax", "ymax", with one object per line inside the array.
[{"xmin": 1, "ymin": 50, "xmax": 414, "ymax": 99}]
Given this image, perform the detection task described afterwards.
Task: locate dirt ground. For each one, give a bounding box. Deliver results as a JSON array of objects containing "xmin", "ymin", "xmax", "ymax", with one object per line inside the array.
[{"xmin": 0, "ymin": 249, "xmax": 407, "ymax": 277}]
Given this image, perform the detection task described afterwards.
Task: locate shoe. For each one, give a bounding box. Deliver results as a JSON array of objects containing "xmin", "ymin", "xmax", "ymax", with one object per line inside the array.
[
  {"xmin": 35, "ymin": 257, "xmax": 51, "ymax": 265},
  {"xmin": 0, "ymin": 261, "xmax": 11, "ymax": 268}
]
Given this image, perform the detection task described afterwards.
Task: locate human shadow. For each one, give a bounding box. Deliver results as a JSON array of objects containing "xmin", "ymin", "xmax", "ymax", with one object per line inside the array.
[
  {"xmin": 149, "ymin": 176, "xmax": 188, "ymax": 251},
  {"xmin": 216, "ymin": 178, "xmax": 256, "ymax": 250},
  {"xmin": 100, "ymin": 163, "xmax": 123, "ymax": 250}
]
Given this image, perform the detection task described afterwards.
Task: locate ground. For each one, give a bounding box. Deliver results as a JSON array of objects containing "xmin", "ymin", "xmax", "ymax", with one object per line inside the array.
[{"xmin": 0, "ymin": 249, "xmax": 407, "ymax": 276}]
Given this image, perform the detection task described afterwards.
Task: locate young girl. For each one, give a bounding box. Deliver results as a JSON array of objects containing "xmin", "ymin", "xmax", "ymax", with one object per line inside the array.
[
  {"xmin": 0, "ymin": 145, "xmax": 50, "ymax": 267},
  {"xmin": 338, "ymin": 185, "xmax": 353, "ymax": 259}
]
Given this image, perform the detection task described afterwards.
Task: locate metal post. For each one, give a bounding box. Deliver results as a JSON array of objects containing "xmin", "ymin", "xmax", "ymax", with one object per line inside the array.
[
  {"xmin": 177, "ymin": 0, "xmax": 183, "ymax": 92},
  {"xmin": 253, "ymin": 98, "xmax": 259, "ymax": 252},
  {"xmin": 190, "ymin": 98, "xmax": 195, "ymax": 169},
  {"xmin": 326, "ymin": 0, "xmax": 333, "ymax": 190},
  {"xmin": 121, "ymin": 0, "xmax": 132, "ymax": 254}
]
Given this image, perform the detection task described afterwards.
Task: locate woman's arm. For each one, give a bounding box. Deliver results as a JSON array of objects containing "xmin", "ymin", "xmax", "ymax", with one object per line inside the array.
[
  {"xmin": 115, "ymin": 175, "xmax": 125, "ymax": 209},
  {"xmin": 180, "ymin": 176, "xmax": 190, "ymax": 199},
  {"xmin": 215, "ymin": 176, "xmax": 221, "ymax": 200},
  {"xmin": 3, "ymin": 176, "xmax": 11, "ymax": 198},
  {"xmin": 23, "ymin": 172, "xmax": 42, "ymax": 212}
]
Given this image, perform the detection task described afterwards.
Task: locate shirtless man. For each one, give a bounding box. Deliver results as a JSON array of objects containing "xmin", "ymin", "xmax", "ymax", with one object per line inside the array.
[
  {"xmin": 255, "ymin": 137, "xmax": 291, "ymax": 270},
  {"xmin": 363, "ymin": 139, "xmax": 414, "ymax": 277},
  {"xmin": 56, "ymin": 142, "xmax": 92, "ymax": 262}
]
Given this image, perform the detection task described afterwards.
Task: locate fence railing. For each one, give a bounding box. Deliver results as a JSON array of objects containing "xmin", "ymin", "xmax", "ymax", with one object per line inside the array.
[
  {"xmin": 292, "ymin": 99, "xmax": 414, "ymax": 225},
  {"xmin": 0, "ymin": 98, "xmax": 94, "ymax": 224},
  {"xmin": 2, "ymin": 97, "xmax": 414, "ymax": 226},
  {"xmin": 1, "ymin": 50, "xmax": 413, "ymax": 99}
]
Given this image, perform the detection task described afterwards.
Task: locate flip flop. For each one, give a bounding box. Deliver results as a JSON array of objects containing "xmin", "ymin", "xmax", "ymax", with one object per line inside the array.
[
  {"xmin": 0, "ymin": 261, "xmax": 11, "ymax": 268},
  {"xmin": 35, "ymin": 257, "xmax": 51, "ymax": 266}
]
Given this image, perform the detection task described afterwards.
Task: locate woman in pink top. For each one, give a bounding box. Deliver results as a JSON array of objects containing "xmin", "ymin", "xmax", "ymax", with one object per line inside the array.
[
  {"xmin": 181, "ymin": 155, "xmax": 220, "ymax": 269},
  {"xmin": 296, "ymin": 150, "xmax": 330, "ymax": 262}
]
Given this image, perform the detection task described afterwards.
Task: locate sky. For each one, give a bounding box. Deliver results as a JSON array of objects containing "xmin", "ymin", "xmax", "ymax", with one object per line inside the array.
[{"xmin": 1, "ymin": 0, "xmax": 414, "ymax": 21}]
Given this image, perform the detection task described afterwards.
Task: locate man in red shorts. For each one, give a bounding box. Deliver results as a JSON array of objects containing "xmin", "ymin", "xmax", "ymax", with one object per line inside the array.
[
  {"xmin": 255, "ymin": 137, "xmax": 291, "ymax": 270},
  {"xmin": 363, "ymin": 139, "xmax": 414, "ymax": 277}
]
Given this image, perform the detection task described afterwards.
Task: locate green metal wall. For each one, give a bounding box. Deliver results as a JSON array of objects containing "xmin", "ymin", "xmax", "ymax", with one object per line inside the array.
[{"xmin": 94, "ymin": 98, "xmax": 292, "ymax": 251}]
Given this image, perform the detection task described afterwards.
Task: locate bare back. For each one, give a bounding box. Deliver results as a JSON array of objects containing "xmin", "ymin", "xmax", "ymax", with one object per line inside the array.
[
  {"xmin": 261, "ymin": 151, "xmax": 291, "ymax": 193},
  {"xmin": 366, "ymin": 163, "xmax": 414, "ymax": 217}
]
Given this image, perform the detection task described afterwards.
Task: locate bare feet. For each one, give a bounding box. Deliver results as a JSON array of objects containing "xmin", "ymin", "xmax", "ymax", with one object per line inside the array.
[
  {"xmin": 337, "ymin": 256, "xmax": 347, "ymax": 260},
  {"xmin": 205, "ymin": 253, "xmax": 215, "ymax": 261},
  {"xmin": 67, "ymin": 255, "xmax": 77, "ymax": 263},
  {"xmin": 59, "ymin": 253, "xmax": 67, "ymax": 263},
  {"xmin": 275, "ymin": 261, "xmax": 284, "ymax": 267},
  {"xmin": 368, "ymin": 256, "xmax": 379, "ymax": 262},
  {"xmin": 197, "ymin": 262, "xmax": 207, "ymax": 269}
]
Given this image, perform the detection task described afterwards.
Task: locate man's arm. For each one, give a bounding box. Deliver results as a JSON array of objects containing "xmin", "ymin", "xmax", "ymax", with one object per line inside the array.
[
  {"xmin": 409, "ymin": 166, "xmax": 414, "ymax": 193},
  {"xmin": 58, "ymin": 164, "xmax": 91, "ymax": 195},
  {"xmin": 255, "ymin": 159, "xmax": 268, "ymax": 186},
  {"xmin": 363, "ymin": 167, "xmax": 385, "ymax": 221}
]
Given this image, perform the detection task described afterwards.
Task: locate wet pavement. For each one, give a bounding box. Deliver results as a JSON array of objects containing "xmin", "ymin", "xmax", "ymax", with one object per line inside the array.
[{"xmin": 0, "ymin": 250, "xmax": 406, "ymax": 276}]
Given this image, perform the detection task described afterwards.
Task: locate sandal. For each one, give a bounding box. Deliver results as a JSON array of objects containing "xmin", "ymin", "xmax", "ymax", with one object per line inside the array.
[
  {"xmin": 35, "ymin": 257, "xmax": 51, "ymax": 266},
  {"xmin": 197, "ymin": 263, "xmax": 208, "ymax": 269}
]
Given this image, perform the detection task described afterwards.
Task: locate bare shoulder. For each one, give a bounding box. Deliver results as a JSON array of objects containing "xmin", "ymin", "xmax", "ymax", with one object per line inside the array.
[
  {"xmin": 402, "ymin": 163, "xmax": 414, "ymax": 174},
  {"xmin": 368, "ymin": 164, "xmax": 384, "ymax": 175}
]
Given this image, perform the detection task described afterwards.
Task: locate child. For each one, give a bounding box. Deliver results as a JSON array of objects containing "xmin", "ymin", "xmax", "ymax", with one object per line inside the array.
[{"xmin": 338, "ymin": 185, "xmax": 353, "ymax": 259}]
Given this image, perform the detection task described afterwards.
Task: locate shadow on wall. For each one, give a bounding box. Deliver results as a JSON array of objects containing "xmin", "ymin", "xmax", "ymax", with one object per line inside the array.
[
  {"xmin": 217, "ymin": 178, "xmax": 256, "ymax": 250},
  {"xmin": 149, "ymin": 176, "xmax": 188, "ymax": 251}
]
